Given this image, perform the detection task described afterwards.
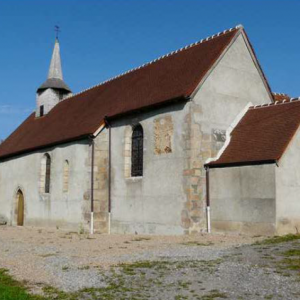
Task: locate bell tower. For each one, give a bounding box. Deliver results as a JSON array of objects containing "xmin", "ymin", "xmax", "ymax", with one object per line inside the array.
[{"xmin": 36, "ymin": 36, "xmax": 72, "ymax": 117}]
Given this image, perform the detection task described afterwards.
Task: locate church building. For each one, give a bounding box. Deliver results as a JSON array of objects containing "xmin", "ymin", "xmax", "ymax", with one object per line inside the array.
[{"xmin": 1, "ymin": 24, "xmax": 296, "ymax": 235}]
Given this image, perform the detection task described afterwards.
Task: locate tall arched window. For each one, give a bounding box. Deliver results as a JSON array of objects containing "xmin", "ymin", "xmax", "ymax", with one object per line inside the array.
[
  {"xmin": 131, "ymin": 124, "xmax": 143, "ymax": 177},
  {"xmin": 44, "ymin": 154, "xmax": 51, "ymax": 193},
  {"xmin": 63, "ymin": 160, "xmax": 69, "ymax": 193}
]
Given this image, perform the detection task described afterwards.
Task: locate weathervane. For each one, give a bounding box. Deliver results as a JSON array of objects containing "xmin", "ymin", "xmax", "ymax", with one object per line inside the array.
[{"xmin": 54, "ymin": 25, "xmax": 61, "ymax": 39}]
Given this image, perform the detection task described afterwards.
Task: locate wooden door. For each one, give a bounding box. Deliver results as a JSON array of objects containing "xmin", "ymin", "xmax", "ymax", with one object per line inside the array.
[{"xmin": 17, "ymin": 191, "xmax": 24, "ymax": 226}]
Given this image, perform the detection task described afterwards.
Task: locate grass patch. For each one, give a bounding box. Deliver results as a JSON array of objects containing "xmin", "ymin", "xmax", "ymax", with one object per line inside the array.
[
  {"xmin": 201, "ymin": 289, "xmax": 228, "ymax": 299},
  {"xmin": 272, "ymin": 247, "xmax": 300, "ymax": 275},
  {"xmin": 282, "ymin": 249, "xmax": 300, "ymax": 257},
  {"xmin": 279, "ymin": 257, "xmax": 300, "ymax": 271},
  {"xmin": 254, "ymin": 234, "xmax": 300, "ymax": 245},
  {"xmin": 181, "ymin": 241, "xmax": 214, "ymax": 247},
  {"xmin": 0, "ymin": 258, "xmax": 225, "ymax": 300},
  {"xmin": 131, "ymin": 237, "xmax": 151, "ymax": 242},
  {"xmin": 174, "ymin": 295, "xmax": 189, "ymax": 300},
  {"xmin": 0, "ymin": 268, "xmax": 44, "ymax": 300}
]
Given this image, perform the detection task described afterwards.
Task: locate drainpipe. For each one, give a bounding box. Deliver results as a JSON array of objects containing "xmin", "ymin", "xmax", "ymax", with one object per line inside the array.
[
  {"xmin": 90, "ymin": 137, "xmax": 95, "ymax": 235},
  {"xmin": 104, "ymin": 117, "xmax": 112, "ymax": 234},
  {"xmin": 205, "ymin": 166, "xmax": 211, "ymax": 233}
]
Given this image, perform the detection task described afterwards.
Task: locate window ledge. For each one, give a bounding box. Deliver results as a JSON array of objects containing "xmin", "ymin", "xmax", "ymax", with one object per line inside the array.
[{"xmin": 126, "ymin": 176, "xmax": 143, "ymax": 182}]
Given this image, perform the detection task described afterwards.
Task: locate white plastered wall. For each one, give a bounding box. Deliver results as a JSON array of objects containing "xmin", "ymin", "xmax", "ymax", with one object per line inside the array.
[
  {"xmin": 276, "ymin": 126, "xmax": 300, "ymax": 235},
  {"xmin": 0, "ymin": 140, "xmax": 90, "ymax": 230}
]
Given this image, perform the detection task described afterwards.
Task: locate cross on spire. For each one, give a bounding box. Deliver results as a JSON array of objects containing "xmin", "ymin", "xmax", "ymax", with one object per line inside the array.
[{"xmin": 54, "ymin": 25, "xmax": 61, "ymax": 40}]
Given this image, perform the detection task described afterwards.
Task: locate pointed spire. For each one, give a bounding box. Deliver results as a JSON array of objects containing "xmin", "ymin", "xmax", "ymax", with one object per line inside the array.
[
  {"xmin": 48, "ymin": 38, "xmax": 63, "ymax": 80},
  {"xmin": 37, "ymin": 38, "xmax": 71, "ymax": 93},
  {"xmin": 36, "ymin": 35, "xmax": 72, "ymax": 117}
]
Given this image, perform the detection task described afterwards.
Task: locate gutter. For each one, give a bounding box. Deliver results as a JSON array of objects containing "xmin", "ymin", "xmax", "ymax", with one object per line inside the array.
[
  {"xmin": 104, "ymin": 117, "xmax": 112, "ymax": 234},
  {"xmin": 205, "ymin": 166, "xmax": 211, "ymax": 233},
  {"xmin": 0, "ymin": 134, "xmax": 91, "ymax": 162},
  {"xmin": 89, "ymin": 136, "xmax": 95, "ymax": 235},
  {"xmin": 105, "ymin": 96, "xmax": 190, "ymax": 122},
  {"xmin": 206, "ymin": 159, "xmax": 276, "ymax": 169}
]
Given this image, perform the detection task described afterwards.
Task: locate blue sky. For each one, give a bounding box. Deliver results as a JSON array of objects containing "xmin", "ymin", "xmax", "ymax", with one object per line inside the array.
[{"xmin": 0, "ymin": 0, "xmax": 300, "ymax": 140}]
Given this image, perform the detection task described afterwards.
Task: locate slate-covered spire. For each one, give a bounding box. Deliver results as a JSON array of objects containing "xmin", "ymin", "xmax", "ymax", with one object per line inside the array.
[
  {"xmin": 36, "ymin": 37, "xmax": 72, "ymax": 117},
  {"xmin": 37, "ymin": 38, "xmax": 71, "ymax": 93},
  {"xmin": 48, "ymin": 38, "xmax": 63, "ymax": 80}
]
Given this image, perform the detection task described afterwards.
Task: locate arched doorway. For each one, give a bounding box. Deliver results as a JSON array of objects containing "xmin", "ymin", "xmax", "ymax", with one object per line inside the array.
[{"xmin": 16, "ymin": 190, "xmax": 24, "ymax": 226}]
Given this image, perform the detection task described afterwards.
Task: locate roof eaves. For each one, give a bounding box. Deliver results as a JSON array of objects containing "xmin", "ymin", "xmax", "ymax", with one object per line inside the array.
[
  {"xmin": 205, "ymin": 159, "xmax": 276, "ymax": 169},
  {"xmin": 0, "ymin": 134, "xmax": 90, "ymax": 161},
  {"xmin": 106, "ymin": 95, "xmax": 190, "ymax": 122}
]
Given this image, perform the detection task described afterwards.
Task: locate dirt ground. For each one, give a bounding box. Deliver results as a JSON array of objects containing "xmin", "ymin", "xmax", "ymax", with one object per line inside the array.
[{"xmin": 1, "ymin": 226, "xmax": 300, "ymax": 299}]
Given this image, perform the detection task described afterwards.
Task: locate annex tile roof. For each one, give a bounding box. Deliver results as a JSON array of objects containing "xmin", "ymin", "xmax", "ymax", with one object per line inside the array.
[
  {"xmin": 207, "ymin": 98, "xmax": 300, "ymax": 168},
  {"xmin": 0, "ymin": 25, "xmax": 246, "ymax": 159}
]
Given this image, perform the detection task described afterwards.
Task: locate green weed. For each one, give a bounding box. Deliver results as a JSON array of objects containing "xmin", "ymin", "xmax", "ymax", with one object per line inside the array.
[{"xmin": 254, "ymin": 234, "xmax": 300, "ymax": 245}]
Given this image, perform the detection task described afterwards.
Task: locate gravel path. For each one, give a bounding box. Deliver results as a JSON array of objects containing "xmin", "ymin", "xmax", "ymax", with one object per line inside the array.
[{"xmin": 1, "ymin": 226, "xmax": 300, "ymax": 299}]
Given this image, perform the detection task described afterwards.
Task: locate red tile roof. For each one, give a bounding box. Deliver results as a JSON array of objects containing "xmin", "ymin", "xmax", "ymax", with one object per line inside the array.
[
  {"xmin": 208, "ymin": 99, "xmax": 300, "ymax": 168},
  {"xmin": 0, "ymin": 26, "xmax": 247, "ymax": 159}
]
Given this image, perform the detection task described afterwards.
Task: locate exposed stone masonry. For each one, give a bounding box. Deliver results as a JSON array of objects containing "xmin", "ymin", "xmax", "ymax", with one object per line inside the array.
[
  {"xmin": 83, "ymin": 130, "xmax": 109, "ymax": 233},
  {"xmin": 63, "ymin": 160, "xmax": 69, "ymax": 193},
  {"xmin": 182, "ymin": 103, "xmax": 217, "ymax": 234},
  {"xmin": 124, "ymin": 126, "xmax": 132, "ymax": 179},
  {"xmin": 154, "ymin": 115, "xmax": 173, "ymax": 155}
]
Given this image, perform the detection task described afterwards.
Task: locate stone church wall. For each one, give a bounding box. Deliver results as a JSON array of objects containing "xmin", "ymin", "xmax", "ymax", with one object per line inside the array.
[
  {"xmin": 183, "ymin": 32, "xmax": 273, "ymax": 233},
  {"xmin": 0, "ymin": 31, "xmax": 275, "ymax": 235},
  {"xmin": 0, "ymin": 140, "xmax": 90, "ymax": 231},
  {"xmin": 107, "ymin": 102, "xmax": 189, "ymax": 235},
  {"xmin": 97, "ymin": 32, "xmax": 273, "ymax": 235}
]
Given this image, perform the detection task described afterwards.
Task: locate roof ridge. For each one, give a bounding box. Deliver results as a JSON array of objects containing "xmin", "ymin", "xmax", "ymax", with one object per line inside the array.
[
  {"xmin": 272, "ymin": 92, "xmax": 289, "ymax": 96},
  {"xmin": 65, "ymin": 25, "xmax": 242, "ymax": 100},
  {"xmin": 250, "ymin": 97, "xmax": 300, "ymax": 109}
]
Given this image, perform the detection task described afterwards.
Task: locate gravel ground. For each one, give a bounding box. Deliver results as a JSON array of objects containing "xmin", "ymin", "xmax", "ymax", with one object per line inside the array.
[{"xmin": 1, "ymin": 226, "xmax": 300, "ymax": 299}]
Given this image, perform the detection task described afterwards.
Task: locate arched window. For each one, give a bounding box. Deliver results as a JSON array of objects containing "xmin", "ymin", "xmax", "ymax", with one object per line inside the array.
[
  {"xmin": 44, "ymin": 154, "xmax": 51, "ymax": 193},
  {"xmin": 63, "ymin": 160, "xmax": 69, "ymax": 193},
  {"xmin": 131, "ymin": 124, "xmax": 143, "ymax": 177},
  {"xmin": 16, "ymin": 189, "xmax": 24, "ymax": 226}
]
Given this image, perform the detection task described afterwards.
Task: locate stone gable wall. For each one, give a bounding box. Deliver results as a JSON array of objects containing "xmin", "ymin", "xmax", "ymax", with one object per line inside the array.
[{"xmin": 181, "ymin": 33, "xmax": 272, "ymax": 233}]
